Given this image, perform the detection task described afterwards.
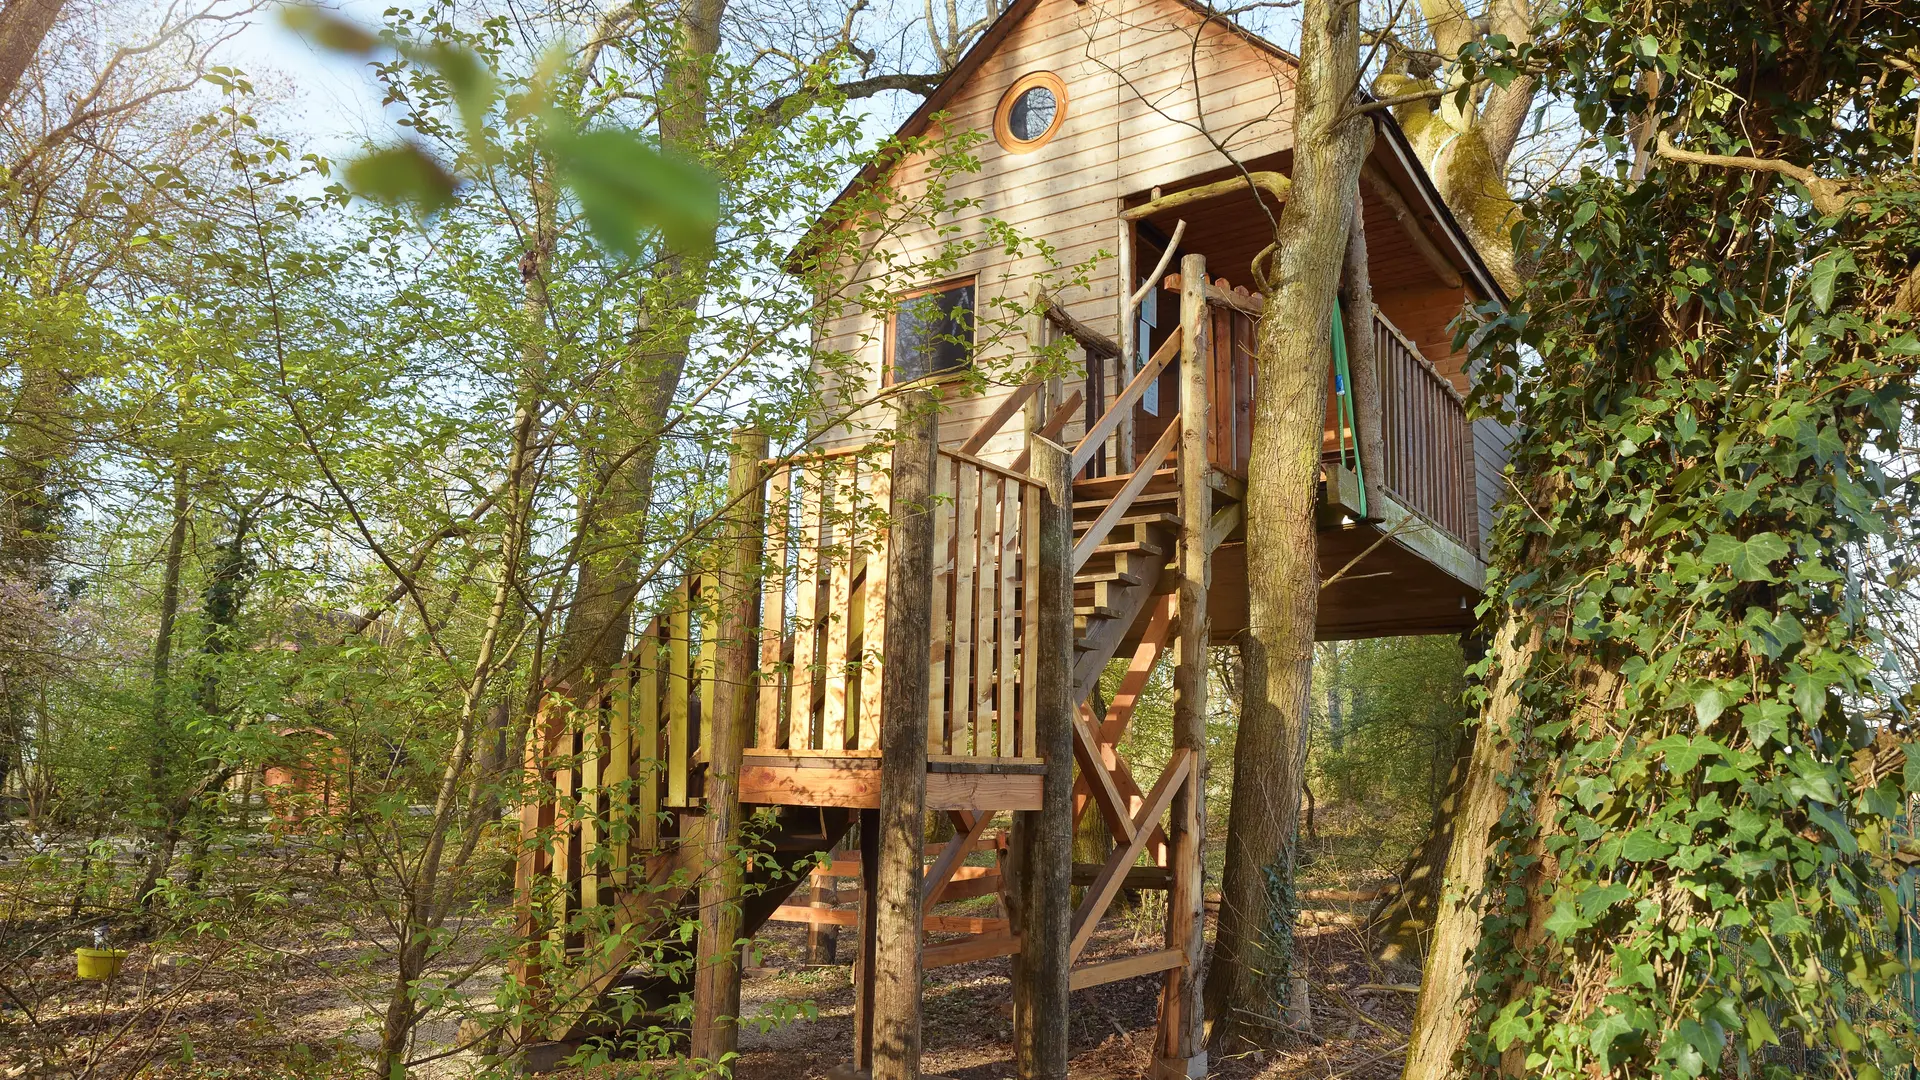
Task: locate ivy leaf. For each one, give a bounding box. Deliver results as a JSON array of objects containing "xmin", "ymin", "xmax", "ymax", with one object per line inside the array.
[
  {"xmin": 1702, "ymin": 531, "xmax": 1788, "ymax": 581},
  {"xmin": 1590, "ymin": 1010, "xmax": 1637, "ymax": 1061},
  {"xmin": 1692, "ymin": 684, "xmax": 1729, "ymax": 725},
  {"xmin": 1806, "ymin": 251, "xmax": 1856, "ymax": 313},
  {"xmin": 1621, "ymin": 829, "xmax": 1675, "ymax": 862},
  {"xmin": 1649, "ymin": 734, "xmax": 1724, "ymax": 773},
  {"xmin": 1544, "ymin": 898, "xmax": 1585, "ymax": 939}
]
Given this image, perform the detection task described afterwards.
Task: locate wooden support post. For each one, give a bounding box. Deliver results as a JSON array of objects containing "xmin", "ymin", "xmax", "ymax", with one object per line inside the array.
[
  {"xmin": 690, "ymin": 429, "xmax": 768, "ymax": 1064},
  {"xmin": 1012, "ymin": 421, "xmax": 1075, "ymax": 1080},
  {"xmin": 870, "ymin": 368, "xmax": 940, "ymax": 1080},
  {"xmin": 1153, "ymin": 255, "xmax": 1211, "ymax": 1080},
  {"xmin": 853, "ymin": 808, "xmax": 882, "ymax": 1070}
]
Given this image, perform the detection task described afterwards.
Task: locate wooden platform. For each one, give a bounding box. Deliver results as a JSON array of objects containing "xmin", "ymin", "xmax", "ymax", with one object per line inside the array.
[{"xmin": 739, "ymin": 752, "xmax": 1045, "ymax": 810}]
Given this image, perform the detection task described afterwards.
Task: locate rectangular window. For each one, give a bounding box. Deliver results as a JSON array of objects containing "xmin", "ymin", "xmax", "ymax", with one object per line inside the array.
[{"xmin": 889, "ymin": 279, "xmax": 975, "ymax": 383}]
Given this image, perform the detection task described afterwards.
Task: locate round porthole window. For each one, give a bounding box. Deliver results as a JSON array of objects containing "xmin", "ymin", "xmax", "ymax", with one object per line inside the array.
[{"xmin": 994, "ymin": 72, "xmax": 1068, "ymax": 152}]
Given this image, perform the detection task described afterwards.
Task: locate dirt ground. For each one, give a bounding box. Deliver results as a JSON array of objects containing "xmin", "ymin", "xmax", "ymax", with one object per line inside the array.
[
  {"xmin": 2, "ymin": 806, "xmax": 1425, "ymax": 1080},
  {"xmin": 727, "ymin": 910, "xmax": 1418, "ymax": 1080}
]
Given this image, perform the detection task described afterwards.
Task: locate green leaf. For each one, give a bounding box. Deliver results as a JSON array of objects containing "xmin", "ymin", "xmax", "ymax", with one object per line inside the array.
[
  {"xmin": 1544, "ymin": 898, "xmax": 1585, "ymax": 939},
  {"xmin": 344, "ymin": 142, "xmax": 459, "ymax": 213},
  {"xmin": 1621, "ymin": 829, "xmax": 1675, "ymax": 862},
  {"xmin": 280, "ymin": 5, "xmax": 379, "ymax": 54},
  {"xmin": 543, "ymin": 125, "xmax": 719, "ymax": 256},
  {"xmin": 400, "ymin": 42, "xmax": 497, "ymax": 151},
  {"xmin": 1702, "ymin": 531, "xmax": 1788, "ymax": 581},
  {"xmin": 1807, "ymin": 252, "xmax": 1853, "ymax": 313}
]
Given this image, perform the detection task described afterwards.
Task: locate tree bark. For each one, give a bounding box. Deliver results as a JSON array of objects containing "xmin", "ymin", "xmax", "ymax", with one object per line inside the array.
[
  {"xmin": 870, "ymin": 373, "xmax": 938, "ymax": 1080},
  {"xmin": 1204, "ymin": 0, "xmax": 1371, "ymax": 1050},
  {"xmin": 0, "ymin": 0, "xmax": 63, "ymax": 110}
]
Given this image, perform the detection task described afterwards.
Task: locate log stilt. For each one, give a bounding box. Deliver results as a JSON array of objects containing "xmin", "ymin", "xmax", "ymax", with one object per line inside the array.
[
  {"xmin": 1153, "ymin": 256, "xmax": 1211, "ymax": 1080},
  {"xmin": 690, "ymin": 429, "xmax": 769, "ymax": 1063},
  {"xmin": 1012, "ymin": 402, "xmax": 1075, "ymax": 1080},
  {"xmin": 871, "ymin": 369, "xmax": 940, "ymax": 1080}
]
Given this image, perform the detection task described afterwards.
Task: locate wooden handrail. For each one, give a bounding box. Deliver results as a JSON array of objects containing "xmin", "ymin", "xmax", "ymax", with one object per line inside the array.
[
  {"xmin": 1071, "ymin": 329, "xmax": 1181, "ymax": 474},
  {"xmin": 958, "ymin": 381, "xmax": 1043, "ymax": 456},
  {"xmin": 1071, "ymin": 418, "xmax": 1180, "ymax": 573},
  {"xmin": 940, "ymin": 445, "xmax": 1047, "ymax": 488},
  {"xmin": 1008, "ymin": 388, "xmax": 1085, "ymax": 474}
]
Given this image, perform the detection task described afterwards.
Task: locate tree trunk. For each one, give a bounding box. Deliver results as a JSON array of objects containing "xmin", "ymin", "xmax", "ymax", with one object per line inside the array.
[
  {"xmin": 690, "ymin": 431, "xmax": 767, "ymax": 1062},
  {"xmin": 1203, "ymin": 0, "xmax": 1372, "ymax": 1050},
  {"xmin": 0, "ymin": 0, "xmax": 64, "ymax": 110},
  {"xmin": 136, "ymin": 466, "xmax": 191, "ymax": 911},
  {"xmin": 548, "ymin": 0, "xmax": 727, "ymax": 692},
  {"xmin": 870, "ymin": 370, "xmax": 938, "ymax": 1080}
]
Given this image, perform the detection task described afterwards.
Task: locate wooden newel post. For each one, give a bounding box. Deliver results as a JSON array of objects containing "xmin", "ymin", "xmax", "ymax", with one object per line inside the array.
[
  {"xmin": 1154, "ymin": 255, "xmax": 1211, "ymax": 1080},
  {"xmin": 870, "ymin": 376, "xmax": 940, "ymax": 1080},
  {"xmin": 1013, "ymin": 402, "xmax": 1075, "ymax": 1080},
  {"xmin": 691, "ymin": 428, "xmax": 769, "ymax": 1064}
]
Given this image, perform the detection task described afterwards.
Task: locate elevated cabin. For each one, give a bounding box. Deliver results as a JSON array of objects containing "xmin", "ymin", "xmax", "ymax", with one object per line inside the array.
[{"xmin": 512, "ymin": 0, "xmax": 1510, "ymax": 1072}]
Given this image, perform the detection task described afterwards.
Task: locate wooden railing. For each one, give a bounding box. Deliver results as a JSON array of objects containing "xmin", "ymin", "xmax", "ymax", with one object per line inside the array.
[
  {"xmin": 927, "ymin": 449, "xmax": 1043, "ymax": 760},
  {"xmin": 751, "ymin": 446, "xmax": 1045, "ymax": 763},
  {"xmin": 1369, "ymin": 317, "xmax": 1472, "ymax": 544}
]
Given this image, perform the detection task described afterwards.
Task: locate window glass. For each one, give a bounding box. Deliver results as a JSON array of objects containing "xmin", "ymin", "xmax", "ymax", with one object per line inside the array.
[
  {"xmin": 1009, "ymin": 86, "xmax": 1057, "ymax": 142},
  {"xmin": 891, "ymin": 281, "xmax": 974, "ymax": 381}
]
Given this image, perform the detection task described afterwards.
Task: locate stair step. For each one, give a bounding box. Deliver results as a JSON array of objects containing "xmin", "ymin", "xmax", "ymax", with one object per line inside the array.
[
  {"xmin": 1073, "ymin": 489, "xmax": 1178, "ymax": 518},
  {"xmin": 1072, "ymin": 466, "xmax": 1179, "ymax": 502}
]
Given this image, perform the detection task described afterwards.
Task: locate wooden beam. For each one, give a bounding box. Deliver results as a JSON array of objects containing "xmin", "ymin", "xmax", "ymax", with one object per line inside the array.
[
  {"xmin": 1071, "ymin": 330, "xmax": 1181, "ymax": 474},
  {"xmin": 1206, "ymin": 502, "xmax": 1244, "ymax": 551},
  {"xmin": 923, "ymin": 810, "xmax": 993, "ymax": 908},
  {"xmin": 1044, "ymin": 299, "xmax": 1120, "ymax": 359},
  {"xmin": 1122, "ymin": 171, "xmax": 1290, "ymax": 221},
  {"xmin": 959, "ymin": 381, "xmax": 1042, "ymax": 457},
  {"xmin": 1068, "ymin": 749, "xmax": 1191, "ymax": 963},
  {"xmin": 924, "ymin": 934, "xmax": 1022, "ymax": 968},
  {"xmin": 1362, "ymin": 163, "xmax": 1464, "ymax": 289},
  {"xmin": 1070, "ymin": 707, "xmax": 1138, "ymax": 846},
  {"xmin": 1070, "ymin": 948, "xmax": 1186, "ymax": 991},
  {"xmin": 1008, "ymin": 389, "xmax": 1085, "ymax": 474}
]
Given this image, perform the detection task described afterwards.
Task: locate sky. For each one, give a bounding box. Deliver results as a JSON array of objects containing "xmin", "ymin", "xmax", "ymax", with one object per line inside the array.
[{"xmin": 219, "ymin": 0, "xmax": 411, "ymax": 160}]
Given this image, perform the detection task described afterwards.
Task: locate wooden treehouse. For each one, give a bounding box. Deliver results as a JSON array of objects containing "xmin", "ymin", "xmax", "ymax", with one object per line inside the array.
[{"xmin": 512, "ymin": 0, "xmax": 1509, "ymax": 1073}]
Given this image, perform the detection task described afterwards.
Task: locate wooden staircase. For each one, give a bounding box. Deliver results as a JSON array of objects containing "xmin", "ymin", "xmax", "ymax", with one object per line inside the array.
[{"xmin": 512, "ymin": 260, "xmax": 1262, "ymax": 1073}]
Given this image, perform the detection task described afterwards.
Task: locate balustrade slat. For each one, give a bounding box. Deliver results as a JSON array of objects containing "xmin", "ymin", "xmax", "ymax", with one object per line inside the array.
[
  {"xmin": 821, "ymin": 465, "xmax": 855, "ymax": 752},
  {"xmin": 788, "ymin": 471, "xmax": 823, "ymax": 748},
  {"xmin": 950, "ymin": 465, "xmax": 978, "ymax": 756},
  {"xmin": 757, "ymin": 469, "xmax": 790, "ymax": 749},
  {"xmin": 928, "ymin": 457, "xmax": 953, "ymax": 754},
  {"xmin": 858, "ymin": 466, "xmax": 891, "ymax": 751},
  {"xmin": 997, "ymin": 477, "xmax": 1019, "ymax": 758},
  {"xmin": 633, "ymin": 638, "xmax": 659, "ymax": 849},
  {"xmin": 1019, "ymin": 483, "xmax": 1039, "ymax": 758},
  {"xmin": 972, "ymin": 474, "xmax": 999, "ymax": 756}
]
